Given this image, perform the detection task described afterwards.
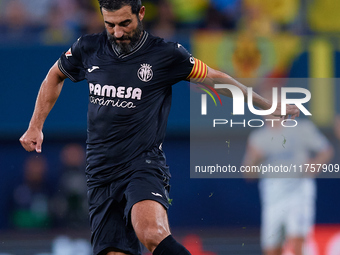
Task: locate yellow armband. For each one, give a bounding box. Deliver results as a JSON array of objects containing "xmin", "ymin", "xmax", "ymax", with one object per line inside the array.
[{"xmin": 186, "ymin": 58, "xmax": 208, "ymax": 83}]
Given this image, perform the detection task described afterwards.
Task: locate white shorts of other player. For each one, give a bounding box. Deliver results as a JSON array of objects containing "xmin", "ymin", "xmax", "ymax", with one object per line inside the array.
[{"xmin": 260, "ymin": 178, "xmax": 316, "ymax": 249}]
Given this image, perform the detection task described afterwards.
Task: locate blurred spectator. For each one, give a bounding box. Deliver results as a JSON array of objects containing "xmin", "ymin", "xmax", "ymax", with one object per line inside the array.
[
  {"xmin": 51, "ymin": 143, "xmax": 88, "ymax": 229},
  {"xmin": 10, "ymin": 155, "xmax": 52, "ymax": 229},
  {"xmin": 238, "ymin": 0, "xmax": 278, "ymax": 36},
  {"xmin": 140, "ymin": 0, "xmax": 159, "ymax": 30},
  {"xmin": 53, "ymin": 0, "xmax": 85, "ymax": 34},
  {"xmin": 0, "ymin": 0, "xmax": 102, "ymax": 45},
  {"xmin": 242, "ymin": 94, "xmax": 334, "ymax": 255},
  {"xmin": 0, "ymin": 0, "xmax": 49, "ymax": 24},
  {"xmin": 263, "ymin": 0, "xmax": 300, "ymax": 29},
  {"xmin": 41, "ymin": 0, "xmax": 91, "ymax": 44},
  {"xmin": 81, "ymin": 7, "xmax": 105, "ymax": 35},
  {"xmin": 204, "ymin": 0, "xmax": 240, "ymax": 30},
  {"xmin": 0, "ymin": 0, "xmax": 329, "ymax": 46},
  {"xmin": 203, "ymin": 3, "xmax": 237, "ymax": 31},
  {"xmin": 168, "ymin": 0, "xmax": 209, "ymax": 30},
  {"xmin": 19, "ymin": 0, "xmax": 52, "ymax": 24},
  {"xmin": 0, "ymin": 0, "xmax": 45, "ymax": 44},
  {"xmin": 150, "ymin": 0, "xmax": 176, "ymax": 40},
  {"xmin": 238, "ymin": 0, "xmax": 300, "ymax": 35},
  {"xmin": 41, "ymin": 3, "xmax": 77, "ymax": 45}
]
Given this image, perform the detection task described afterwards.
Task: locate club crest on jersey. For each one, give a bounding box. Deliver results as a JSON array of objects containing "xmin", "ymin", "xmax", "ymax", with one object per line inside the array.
[
  {"xmin": 138, "ymin": 64, "xmax": 153, "ymax": 82},
  {"xmin": 65, "ymin": 48, "xmax": 72, "ymax": 59}
]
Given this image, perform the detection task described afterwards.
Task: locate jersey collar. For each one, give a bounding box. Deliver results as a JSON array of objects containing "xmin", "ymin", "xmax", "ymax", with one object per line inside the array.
[{"xmin": 111, "ymin": 31, "xmax": 148, "ymax": 59}]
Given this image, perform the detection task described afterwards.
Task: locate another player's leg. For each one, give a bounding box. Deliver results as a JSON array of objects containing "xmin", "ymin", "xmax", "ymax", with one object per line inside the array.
[
  {"xmin": 263, "ymin": 246, "xmax": 282, "ymax": 255},
  {"xmin": 261, "ymin": 202, "xmax": 285, "ymax": 255},
  {"xmin": 285, "ymin": 188, "xmax": 315, "ymax": 255},
  {"xmin": 286, "ymin": 237, "xmax": 304, "ymax": 255},
  {"xmin": 131, "ymin": 200, "xmax": 191, "ymax": 255}
]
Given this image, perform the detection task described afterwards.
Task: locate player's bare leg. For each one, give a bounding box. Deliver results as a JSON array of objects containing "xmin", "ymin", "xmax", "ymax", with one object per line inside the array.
[
  {"xmin": 131, "ymin": 200, "xmax": 171, "ymax": 252},
  {"xmin": 264, "ymin": 246, "xmax": 282, "ymax": 255}
]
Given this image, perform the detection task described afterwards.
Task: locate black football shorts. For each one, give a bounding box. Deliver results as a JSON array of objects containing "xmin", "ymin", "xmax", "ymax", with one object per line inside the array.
[{"xmin": 88, "ymin": 161, "xmax": 171, "ymax": 255}]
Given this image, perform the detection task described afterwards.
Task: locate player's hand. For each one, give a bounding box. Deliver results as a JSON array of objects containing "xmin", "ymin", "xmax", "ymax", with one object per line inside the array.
[
  {"xmin": 19, "ymin": 128, "xmax": 44, "ymax": 153},
  {"xmin": 272, "ymin": 104, "xmax": 300, "ymax": 120}
]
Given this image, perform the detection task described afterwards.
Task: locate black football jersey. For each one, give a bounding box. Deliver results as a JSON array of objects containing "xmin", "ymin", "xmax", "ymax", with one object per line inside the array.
[{"xmin": 58, "ymin": 31, "xmax": 203, "ymax": 187}]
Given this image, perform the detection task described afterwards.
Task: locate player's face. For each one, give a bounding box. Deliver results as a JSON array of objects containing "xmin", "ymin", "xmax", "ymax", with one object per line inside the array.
[{"xmin": 103, "ymin": 5, "xmax": 145, "ymax": 54}]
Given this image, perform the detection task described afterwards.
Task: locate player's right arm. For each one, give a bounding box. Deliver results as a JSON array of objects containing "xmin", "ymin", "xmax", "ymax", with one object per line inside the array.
[{"xmin": 20, "ymin": 61, "xmax": 67, "ymax": 153}]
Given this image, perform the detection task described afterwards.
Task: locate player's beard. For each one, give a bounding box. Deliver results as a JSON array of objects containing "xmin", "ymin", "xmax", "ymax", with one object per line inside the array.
[{"xmin": 108, "ymin": 18, "xmax": 143, "ymax": 55}]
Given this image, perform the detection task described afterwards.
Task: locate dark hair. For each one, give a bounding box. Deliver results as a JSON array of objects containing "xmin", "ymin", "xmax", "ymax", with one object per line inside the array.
[{"xmin": 98, "ymin": 0, "xmax": 142, "ymax": 15}]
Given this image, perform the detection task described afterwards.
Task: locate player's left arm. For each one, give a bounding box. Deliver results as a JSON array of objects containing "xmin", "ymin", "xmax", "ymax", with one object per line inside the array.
[
  {"xmin": 204, "ymin": 66, "xmax": 300, "ymax": 119},
  {"xmin": 306, "ymin": 122, "xmax": 334, "ymax": 167},
  {"xmin": 305, "ymin": 145, "xmax": 334, "ymax": 177},
  {"xmin": 186, "ymin": 57, "xmax": 299, "ymax": 119},
  {"xmin": 182, "ymin": 47, "xmax": 299, "ymax": 119},
  {"xmin": 308, "ymin": 146, "xmax": 334, "ymax": 166}
]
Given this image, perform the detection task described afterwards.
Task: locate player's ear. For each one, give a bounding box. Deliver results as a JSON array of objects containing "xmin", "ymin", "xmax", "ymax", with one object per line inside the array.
[{"xmin": 138, "ymin": 6, "xmax": 145, "ymax": 21}]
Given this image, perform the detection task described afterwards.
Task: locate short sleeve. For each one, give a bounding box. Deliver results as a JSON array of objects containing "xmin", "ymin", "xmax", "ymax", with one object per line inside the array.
[
  {"xmin": 58, "ymin": 37, "xmax": 86, "ymax": 82},
  {"xmin": 170, "ymin": 43, "xmax": 207, "ymax": 80}
]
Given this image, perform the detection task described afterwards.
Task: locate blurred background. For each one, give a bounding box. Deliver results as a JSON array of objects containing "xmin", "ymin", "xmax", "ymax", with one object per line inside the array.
[{"xmin": 0, "ymin": 0, "xmax": 340, "ymax": 254}]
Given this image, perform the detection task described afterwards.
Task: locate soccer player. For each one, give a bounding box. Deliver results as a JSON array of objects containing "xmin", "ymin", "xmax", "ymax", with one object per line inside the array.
[
  {"xmin": 242, "ymin": 116, "xmax": 333, "ymax": 255},
  {"xmin": 19, "ymin": 1, "xmax": 300, "ymax": 254}
]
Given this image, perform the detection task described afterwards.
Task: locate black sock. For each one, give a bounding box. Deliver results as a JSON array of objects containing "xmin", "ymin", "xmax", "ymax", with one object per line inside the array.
[{"xmin": 153, "ymin": 235, "xmax": 191, "ymax": 255}]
